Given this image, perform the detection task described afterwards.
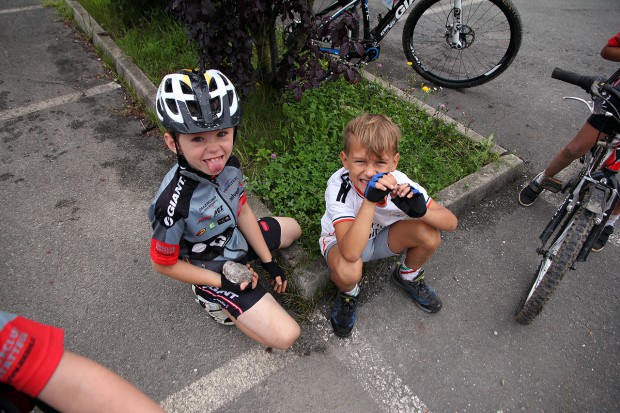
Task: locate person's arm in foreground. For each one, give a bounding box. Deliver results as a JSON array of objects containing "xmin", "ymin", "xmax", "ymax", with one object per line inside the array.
[
  {"xmin": 600, "ymin": 32, "xmax": 620, "ymax": 62},
  {"xmin": 38, "ymin": 350, "xmax": 166, "ymax": 413}
]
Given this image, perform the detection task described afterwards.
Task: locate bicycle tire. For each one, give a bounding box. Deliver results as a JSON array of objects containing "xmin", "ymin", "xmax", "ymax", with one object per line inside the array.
[
  {"xmin": 402, "ymin": 0, "xmax": 522, "ymax": 88},
  {"xmin": 515, "ymin": 208, "xmax": 596, "ymax": 325}
]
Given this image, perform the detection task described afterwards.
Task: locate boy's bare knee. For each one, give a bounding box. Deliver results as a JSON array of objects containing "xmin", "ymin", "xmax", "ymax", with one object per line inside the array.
[
  {"xmin": 419, "ymin": 226, "xmax": 441, "ymax": 250},
  {"xmin": 331, "ymin": 258, "xmax": 363, "ymax": 286},
  {"xmin": 271, "ymin": 323, "xmax": 300, "ymax": 350},
  {"xmin": 277, "ymin": 217, "xmax": 302, "ymax": 248}
]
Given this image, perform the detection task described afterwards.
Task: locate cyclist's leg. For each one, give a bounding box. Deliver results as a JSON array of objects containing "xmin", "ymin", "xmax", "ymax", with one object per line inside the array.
[
  {"xmin": 543, "ymin": 121, "xmax": 603, "ymax": 177},
  {"xmin": 234, "ymin": 294, "xmax": 300, "ymax": 349},
  {"xmin": 519, "ymin": 121, "xmax": 602, "ymax": 206},
  {"xmin": 326, "ymin": 243, "xmax": 363, "ymax": 292},
  {"xmin": 272, "ymin": 216, "xmax": 301, "ymax": 249},
  {"xmin": 387, "ymin": 219, "xmax": 441, "ymax": 270}
]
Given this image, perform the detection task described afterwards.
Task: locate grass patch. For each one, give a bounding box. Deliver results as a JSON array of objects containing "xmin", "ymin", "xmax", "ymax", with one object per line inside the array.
[
  {"xmin": 243, "ymin": 79, "xmax": 497, "ymax": 254},
  {"xmin": 59, "ymin": 0, "xmax": 199, "ymax": 82}
]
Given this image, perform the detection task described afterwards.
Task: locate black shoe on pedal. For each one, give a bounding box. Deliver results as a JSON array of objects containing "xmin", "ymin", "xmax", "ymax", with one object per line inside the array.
[
  {"xmin": 518, "ymin": 179, "xmax": 543, "ymax": 207},
  {"xmin": 592, "ymin": 225, "xmax": 614, "ymax": 252},
  {"xmin": 391, "ymin": 267, "xmax": 442, "ymax": 313},
  {"xmin": 330, "ymin": 291, "xmax": 359, "ymax": 337}
]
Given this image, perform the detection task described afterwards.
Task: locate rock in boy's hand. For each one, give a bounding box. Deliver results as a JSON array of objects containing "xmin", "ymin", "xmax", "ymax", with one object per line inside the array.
[{"xmin": 364, "ymin": 172, "xmax": 392, "ymax": 202}]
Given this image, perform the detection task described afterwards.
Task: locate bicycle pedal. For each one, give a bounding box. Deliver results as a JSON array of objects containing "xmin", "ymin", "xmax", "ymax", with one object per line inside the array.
[{"xmin": 540, "ymin": 176, "xmax": 563, "ymax": 193}]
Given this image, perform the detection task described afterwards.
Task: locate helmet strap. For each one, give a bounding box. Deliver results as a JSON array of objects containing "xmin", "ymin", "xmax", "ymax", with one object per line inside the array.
[{"xmin": 169, "ymin": 132, "xmax": 190, "ymax": 168}]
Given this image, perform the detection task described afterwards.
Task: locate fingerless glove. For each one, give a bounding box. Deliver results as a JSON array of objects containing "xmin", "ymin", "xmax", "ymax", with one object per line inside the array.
[
  {"xmin": 261, "ymin": 260, "xmax": 286, "ymax": 282},
  {"xmin": 220, "ymin": 275, "xmax": 244, "ymax": 293},
  {"xmin": 392, "ymin": 186, "xmax": 427, "ymax": 218},
  {"xmin": 364, "ymin": 173, "xmax": 391, "ymax": 202}
]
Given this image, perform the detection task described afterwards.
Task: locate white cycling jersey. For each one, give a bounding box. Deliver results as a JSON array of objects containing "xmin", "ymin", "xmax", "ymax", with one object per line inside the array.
[{"xmin": 319, "ymin": 167, "xmax": 432, "ymax": 255}]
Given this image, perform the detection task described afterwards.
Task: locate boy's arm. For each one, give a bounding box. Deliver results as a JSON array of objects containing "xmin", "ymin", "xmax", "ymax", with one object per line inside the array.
[
  {"xmin": 237, "ymin": 203, "xmax": 287, "ymax": 293},
  {"xmin": 237, "ymin": 203, "xmax": 272, "ymax": 263},
  {"xmin": 151, "ymin": 259, "xmax": 222, "ymax": 286},
  {"xmin": 152, "ymin": 260, "xmax": 257, "ymax": 291},
  {"xmin": 418, "ymin": 201, "xmax": 458, "ymax": 231},
  {"xmin": 333, "ymin": 199, "xmax": 377, "ymax": 262},
  {"xmin": 38, "ymin": 351, "xmax": 166, "ymax": 413},
  {"xmin": 601, "ymin": 32, "xmax": 620, "ymax": 62}
]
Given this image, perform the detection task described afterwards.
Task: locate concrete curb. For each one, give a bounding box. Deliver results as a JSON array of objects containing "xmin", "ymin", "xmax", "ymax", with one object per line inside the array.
[
  {"xmin": 66, "ymin": 0, "xmax": 157, "ymax": 111},
  {"xmin": 64, "ymin": 1, "xmax": 522, "ymax": 300}
]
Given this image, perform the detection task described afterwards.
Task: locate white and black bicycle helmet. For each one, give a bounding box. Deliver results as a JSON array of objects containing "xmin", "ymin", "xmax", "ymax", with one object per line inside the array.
[{"xmin": 156, "ymin": 69, "xmax": 240, "ymax": 134}]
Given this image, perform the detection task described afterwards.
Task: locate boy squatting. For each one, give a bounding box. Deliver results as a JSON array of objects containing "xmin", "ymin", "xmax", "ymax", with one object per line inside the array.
[{"xmin": 320, "ymin": 114, "xmax": 458, "ymax": 337}]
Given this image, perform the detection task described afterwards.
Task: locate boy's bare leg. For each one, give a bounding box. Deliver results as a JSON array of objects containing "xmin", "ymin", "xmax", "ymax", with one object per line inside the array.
[
  {"xmin": 273, "ymin": 217, "xmax": 302, "ymax": 248},
  {"xmin": 234, "ymin": 294, "xmax": 300, "ymax": 350},
  {"xmin": 544, "ymin": 122, "xmax": 603, "ymax": 177},
  {"xmin": 327, "ymin": 245, "xmax": 363, "ymax": 293},
  {"xmin": 388, "ymin": 220, "xmax": 443, "ymax": 313},
  {"xmin": 388, "ymin": 220, "xmax": 441, "ymax": 269},
  {"xmin": 519, "ymin": 123, "xmax": 603, "ymax": 206}
]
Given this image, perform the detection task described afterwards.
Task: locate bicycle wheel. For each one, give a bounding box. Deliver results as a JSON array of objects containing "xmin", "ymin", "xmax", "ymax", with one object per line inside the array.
[
  {"xmin": 402, "ymin": 0, "xmax": 522, "ymax": 88},
  {"xmin": 515, "ymin": 208, "xmax": 596, "ymax": 325}
]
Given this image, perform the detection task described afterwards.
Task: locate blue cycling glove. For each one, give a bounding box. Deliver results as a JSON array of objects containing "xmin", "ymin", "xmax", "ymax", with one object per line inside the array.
[
  {"xmin": 392, "ymin": 185, "xmax": 427, "ymax": 218},
  {"xmin": 364, "ymin": 173, "xmax": 391, "ymax": 202}
]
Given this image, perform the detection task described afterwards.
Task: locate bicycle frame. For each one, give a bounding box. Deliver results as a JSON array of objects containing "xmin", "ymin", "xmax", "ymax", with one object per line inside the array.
[
  {"xmin": 313, "ymin": 0, "xmax": 464, "ymax": 59},
  {"xmin": 539, "ymin": 133, "xmax": 620, "ymax": 262}
]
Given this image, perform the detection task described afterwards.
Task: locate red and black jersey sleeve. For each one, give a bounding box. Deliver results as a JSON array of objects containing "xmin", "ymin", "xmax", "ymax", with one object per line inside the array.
[{"xmin": 0, "ymin": 311, "xmax": 64, "ymax": 397}]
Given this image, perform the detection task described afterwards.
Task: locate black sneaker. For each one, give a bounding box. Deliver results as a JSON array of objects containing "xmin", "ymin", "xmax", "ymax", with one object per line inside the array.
[
  {"xmin": 518, "ymin": 179, "xmax": 543, "ymax": 207},
  {"xmin": 592, "ymin": 225, "xmax": 614, "ymax": 252},
  {"xmin": 391, "ymin": 267, "xmax": 442, "ymax": 313},
  {"xmin": 330, "ymin": 291, "xmax": 359, "ymax": 337},
  {"xmin": 192, "ymin": 285, "xmax": 235, "ymax": 326}
]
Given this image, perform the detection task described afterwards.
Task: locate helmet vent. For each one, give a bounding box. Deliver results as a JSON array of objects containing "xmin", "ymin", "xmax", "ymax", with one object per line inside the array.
[
  {"xmin": 180, "ymin": 81, "xmax": 193, "ymax": 95},
  {"xmin": 164, "ymin": 79, "xmax": 173, "ymax": 93},
  {"xmin": 165, "ymin": 99, "xmax": 179, "ymax": 115},
  {"xmin": 210, "ymin": 97, "xmax": 221, "ymax": 114},
  {"xmin": 186, "ymin": 100, "xmax": 201, "ymax": 118},
  {"xmin": 208, "ymin": 77, "xmax": 218, "ymax": 93}
]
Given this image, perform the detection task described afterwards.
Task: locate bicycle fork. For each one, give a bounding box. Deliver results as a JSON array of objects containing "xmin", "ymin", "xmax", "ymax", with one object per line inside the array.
[{"xmin": 448, "ymin": 0, "xmax": 464, "ymax": 49}]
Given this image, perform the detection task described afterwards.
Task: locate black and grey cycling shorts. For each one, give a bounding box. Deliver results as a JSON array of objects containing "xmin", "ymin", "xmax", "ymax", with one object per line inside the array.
[{"xmin": 193, "ymin": 283, "xmax": 267, "ymax": 319}]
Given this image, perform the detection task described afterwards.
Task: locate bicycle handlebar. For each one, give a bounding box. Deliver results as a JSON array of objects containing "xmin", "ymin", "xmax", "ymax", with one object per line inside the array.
[
  {"xmin": 551, "ymin": 67, "xmax": 598, "ymax": 93},
  {"xmin": 552, "ymin": 67, "xmax": 620, "ymax": 102}
]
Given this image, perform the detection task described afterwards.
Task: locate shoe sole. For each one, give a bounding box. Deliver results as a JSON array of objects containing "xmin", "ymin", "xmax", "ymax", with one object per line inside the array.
[
  {"xmin": 330, "ymin": 318, "xmax": 353, "ymax": 337},
  {"xmin": 518, "ymin": 197, "xmax": 538, "ymax": 207},
  {"xmin": 192, "ymin": 286, "xmax": 235, "ymax": 326},
  {"xmin": 518, "ymin": 191, "xmax": 541, "ymax": 207}
]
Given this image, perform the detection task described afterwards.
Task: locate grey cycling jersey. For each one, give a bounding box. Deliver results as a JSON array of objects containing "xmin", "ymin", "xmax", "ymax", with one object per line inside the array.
[{"xmin": 148, "ymin": 157, "xmax": 248, "ymax": 273}]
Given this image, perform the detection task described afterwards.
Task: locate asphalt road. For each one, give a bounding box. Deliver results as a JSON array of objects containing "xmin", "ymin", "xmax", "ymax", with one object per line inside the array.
[{"xmin": 1, "ymin": 1, "xmax": 618, "ymax": 412}]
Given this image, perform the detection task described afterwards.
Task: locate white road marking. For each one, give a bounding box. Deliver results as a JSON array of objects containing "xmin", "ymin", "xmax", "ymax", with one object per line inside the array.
[
  {"xmin": 161, "ymin": 347, "xmax": 298, "ymax": 413},
  {"xmin": 161, "ymin": 311, "xmax": 429, "ymax": 412},
  {"xmin": 0, "ymin": 82, "xmax": 121, "ymax": 123},
  {"xmin": 0, "ymin": 5, "xmax": 43, "ymax": 15},
  {"xmin": 310, "ymin": 310, "xmax": 430, "ymax": 413}
]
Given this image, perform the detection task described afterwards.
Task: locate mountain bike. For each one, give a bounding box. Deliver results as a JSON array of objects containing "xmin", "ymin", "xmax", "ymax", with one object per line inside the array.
[
  {"xmin": 515, "ymin": 68, "xmax": 620, "ymax": 325},
  {"xmin": 285, "ymin": 0, "xmax": 522, "ymax": 88}
]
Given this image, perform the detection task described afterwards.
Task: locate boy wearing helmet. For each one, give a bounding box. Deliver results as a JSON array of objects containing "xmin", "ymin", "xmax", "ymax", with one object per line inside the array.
[{"xmin": 148, "ymin": 69, "xmax": 301, "ymax": 349}]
